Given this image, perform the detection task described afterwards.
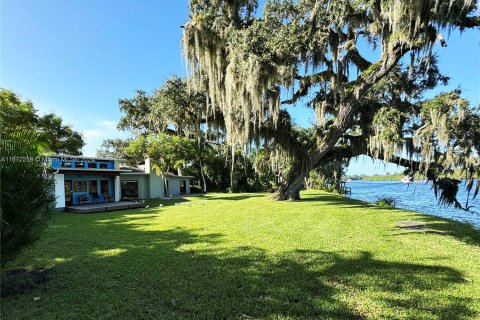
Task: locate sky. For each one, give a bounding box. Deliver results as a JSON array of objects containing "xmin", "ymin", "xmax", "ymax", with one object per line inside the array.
[{"xmin": 2, "ymin": 0, "xmax": 479, "ymax": 175}]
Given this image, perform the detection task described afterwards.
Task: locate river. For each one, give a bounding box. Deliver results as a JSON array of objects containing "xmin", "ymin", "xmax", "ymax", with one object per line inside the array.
[{"xmin": 346, "ymin": 180, "xmax": 480, "ymax": 228}]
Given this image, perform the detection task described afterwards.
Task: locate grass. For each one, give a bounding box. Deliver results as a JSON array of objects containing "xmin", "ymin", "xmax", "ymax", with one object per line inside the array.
[{"xmin": 2, "ymin": 190, "xmax": 480, "ymax": 319}]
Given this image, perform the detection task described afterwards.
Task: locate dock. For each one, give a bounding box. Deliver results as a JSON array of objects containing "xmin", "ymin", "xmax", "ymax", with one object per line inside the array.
[{"xmin": 339, "ymin": 182, "xmax": 351, "ymax": 195}]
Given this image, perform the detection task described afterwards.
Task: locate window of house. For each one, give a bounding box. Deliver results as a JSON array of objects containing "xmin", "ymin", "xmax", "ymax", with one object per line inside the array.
[
  {"xmin": 88, "ymin": 162, "xmax": 97, "ymax": 168},
  {"xmin": 75, "ymin": 162, "xmax": 85, "ymax": 168},
  {"xmin": 100, "ymin": 180, "xmax": 109, "ymax": 194},
  {"xmin": 121, "ymin": 181, "xmax": 139, "ymax": 199},
  {"xmin": 74, "ymin": 180, "xmax": 87, "ymax": 192},
  {"xmin": 61, "ymin": 161, "xmax": 72, "ymax": 168},
  {"xmin": 99, "ymin": 163, "xmax": 108, "ymax": 169},
  {"xmin": 89, "ymin": 180, "xmax": 98, "ymax": 194}
]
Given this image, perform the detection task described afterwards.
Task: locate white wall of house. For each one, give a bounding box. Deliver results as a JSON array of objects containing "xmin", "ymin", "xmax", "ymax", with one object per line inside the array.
[
  {"xmin": 54, "ymin": 173, "xmax": 65, "ymax": 209},
  {"xmin": 168, "ymin": 177, "xmax": 181, "ymax": 196},
  {"xmin": 114, "ymin": 176, "xmax": 121, "ymax": 201},
  {"xmin": 167, "ymin": 176, "xmax": 191, "ymax": 196},
  {"xmin": 144, "ymin": 157, "xmax": 151, "ymax": 174},
  {"xmin": 149, "ymin": 168, "xmax": 165, "ymax": 199}
]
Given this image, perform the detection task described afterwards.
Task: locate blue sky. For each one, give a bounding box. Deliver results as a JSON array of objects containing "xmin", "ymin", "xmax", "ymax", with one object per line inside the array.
[{"xmin": 2, "ymin": 1, "xmax": 479, "ymax": 175}]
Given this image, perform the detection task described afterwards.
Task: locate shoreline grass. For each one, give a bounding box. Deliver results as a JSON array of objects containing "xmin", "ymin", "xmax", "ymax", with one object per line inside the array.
[{"xmin": 2, "ymin": 190, "xmax": 479, "ymax": 319}]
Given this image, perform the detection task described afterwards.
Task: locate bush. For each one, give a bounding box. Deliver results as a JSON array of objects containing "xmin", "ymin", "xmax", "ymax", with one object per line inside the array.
[
  {"xmin": 375, "ymin": 196, "xmax": 397, "ymax": 208},
  {"xmin": 1, "ymin": 132, "xmax": 55, "ymax": 267}
]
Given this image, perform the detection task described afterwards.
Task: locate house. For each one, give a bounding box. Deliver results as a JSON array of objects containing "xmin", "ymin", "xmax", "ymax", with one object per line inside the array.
[
  {"xmin": 50, "ymin": 155, "xmax": 129, "ymax": 210},
  {"xmin": 119, "ymin": 158, "xmax": 193, "ymax": 199},
  {"xmin": 49, "ymin": 155, "xmax": 193, "ymax": 210}
]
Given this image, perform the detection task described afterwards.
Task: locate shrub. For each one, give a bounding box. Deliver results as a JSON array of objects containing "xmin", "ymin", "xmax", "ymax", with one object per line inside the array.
[
  {"xmin": 0, "ymin": 132, "xmax": 55, "ymax": 267},
  {"xmin": 375, "ymin": 196, "xmax": 397, "ymax": 208}
]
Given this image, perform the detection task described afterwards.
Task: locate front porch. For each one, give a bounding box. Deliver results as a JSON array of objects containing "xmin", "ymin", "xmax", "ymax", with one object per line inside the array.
[{"xmin": 65, "ymin": 201, "xmax": 145, "ymax": 214}]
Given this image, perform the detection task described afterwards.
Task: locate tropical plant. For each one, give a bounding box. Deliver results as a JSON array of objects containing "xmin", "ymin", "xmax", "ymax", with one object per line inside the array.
[{"xmin": 0, "ymin": 131, "xmax": 55, "ymax": 266}]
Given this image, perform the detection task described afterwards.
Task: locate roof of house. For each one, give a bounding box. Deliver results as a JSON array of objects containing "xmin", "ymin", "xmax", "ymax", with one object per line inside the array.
[
  {"xmin": 164, "ymin": 172, "xmax": 195, "ymax": 179},
  {"xmin": 50, "ymin": 154, "xmax": 126, "ymax": 161},
  {"xmin": 119, "ymin": 166, "xmax": 146, "ymax": 173},
  {"xmin": 119, "ymin": 166, "xmax": 194, "ymax": 178}
]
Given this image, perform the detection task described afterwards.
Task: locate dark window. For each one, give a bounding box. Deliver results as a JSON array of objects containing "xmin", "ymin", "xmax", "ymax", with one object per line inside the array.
[
  {"xmin": 100, "ymin": 180, "xmax": 109, "ymax": 194},
  {"xmin": 99, "ymin": 163, "xmax": 108, "ymax": 169},
  {"xmin": 61, "ymin": 161, "xmax": 72, "ymax": 168},
  {"xmin": 89, "ymin": 180, "xmax": 98, "ymax": 193},
  {"xmin": 88, "ymin": 163, "xmax": 97, "ymax": 168},
  {"xmin": 74, "ymin": 181, "xmax": 87, "ymax": 192},
  {"xmin": 121, "ymin": 181, "xmax": 139, "ymax": 199},
  {"xmin": 75, "ymin": 162, "xmax": 85, "ymax": 168}
]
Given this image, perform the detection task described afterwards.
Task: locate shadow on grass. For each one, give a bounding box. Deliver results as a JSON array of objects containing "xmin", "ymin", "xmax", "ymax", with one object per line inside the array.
[
  {"xmin": 142, "ymin": 193, "xmax": 266, "ymax": 209},
  {"xmin": 413, "ymin": 215, "xmax": 480, "ymax": 247},
  {"xmin": 302, "ymin": 192, "xmax": 480, "ymax": 247},
  {"xmin": 144, "ymin": 197, "xmax": 191, "ymax": 207},
  {"xmin": 299, "ymin": 192, "xmax": 390, "ymax": 210},
  {"xmin": 2, "ymin": 212, "xmax": 476, "ymax": 319},
  {"xmin": 201, "ymin": 193, "xmax": 266, "ymax": 201}
]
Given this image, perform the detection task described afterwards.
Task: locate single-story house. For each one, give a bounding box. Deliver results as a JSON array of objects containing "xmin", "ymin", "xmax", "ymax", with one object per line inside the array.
[{"xmin": 49, "ymin": 155, "xmax": 193, "ymax": 210}]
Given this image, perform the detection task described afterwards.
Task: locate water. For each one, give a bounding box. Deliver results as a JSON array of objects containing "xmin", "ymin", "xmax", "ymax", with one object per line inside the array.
[{"xmin": 346, "ymin": 180, "xmax": 480, "ymax": 229}]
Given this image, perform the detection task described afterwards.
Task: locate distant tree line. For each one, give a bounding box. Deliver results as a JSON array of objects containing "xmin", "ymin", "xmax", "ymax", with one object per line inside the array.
[{"xmin": 0, "ymin": 89, "xmax": 85, "ymax": 155}]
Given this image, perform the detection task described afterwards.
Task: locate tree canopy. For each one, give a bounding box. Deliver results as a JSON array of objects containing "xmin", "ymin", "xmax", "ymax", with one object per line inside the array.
[
  {"xmin": 0, "ymin": 89, "xmax": 85, "ymax": 155},
  {"xmin": 114, "ymin": 77, "xmax": 224, "ymax": 192},
  {"xmin": 182, "ymin": 0, "xmax": 479, "ymax": 208}
]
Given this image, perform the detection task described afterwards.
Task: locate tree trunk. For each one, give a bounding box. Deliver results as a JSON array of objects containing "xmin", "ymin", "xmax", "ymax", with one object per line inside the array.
[
  {"xmin": 199, "ymin": 158, "xmax": 207, "ymax": 193},
  {"xmin": 274, "ymin": 164, "xmax": 311, "ymax": 200},
  {"xmin": 274, "ymin": 47, "xmax": 405, "ymax": 200},
  {"xmin": 275, "ymin": 101, "xmax": 355, "ymax": 200},
  {"xmin": 274, "ymin": 46, "xmax": 407, "ymax": 200}
]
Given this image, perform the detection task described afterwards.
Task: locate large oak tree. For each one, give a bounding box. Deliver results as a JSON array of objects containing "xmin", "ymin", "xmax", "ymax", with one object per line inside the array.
[{"xmin": 182, "ymin": 0, "xmax": 479, "ymax": 208}]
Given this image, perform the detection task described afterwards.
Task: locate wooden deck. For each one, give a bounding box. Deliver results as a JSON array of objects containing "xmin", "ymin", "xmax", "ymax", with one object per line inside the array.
[{"xmin": 65, "ymin": 201, "xmax": 145, "ymax": 214}]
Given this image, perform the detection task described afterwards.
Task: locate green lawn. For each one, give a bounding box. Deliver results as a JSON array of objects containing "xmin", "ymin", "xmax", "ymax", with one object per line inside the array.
[{"xmin": 2, "ymin": 191, "xmax": 480, "ymax": 319}]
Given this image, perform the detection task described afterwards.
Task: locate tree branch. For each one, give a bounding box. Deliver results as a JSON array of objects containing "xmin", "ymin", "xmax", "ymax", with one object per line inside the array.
[
  {"xmin": 345, "ymin": 47, "xmax": 372, "ymax": 71},
  {"xmin": 282, "ymin": 71, "xmax": 347, "ymax": 105},
  {"xmin": 458, "ymin": 16, "xmax": 480, "ymax": 28}
]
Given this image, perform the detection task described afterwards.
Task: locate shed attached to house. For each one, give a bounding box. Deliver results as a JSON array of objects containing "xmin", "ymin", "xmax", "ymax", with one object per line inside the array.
[{"xmin": 119, "ymin": 158, "xmax": 193, "ymax": 200}]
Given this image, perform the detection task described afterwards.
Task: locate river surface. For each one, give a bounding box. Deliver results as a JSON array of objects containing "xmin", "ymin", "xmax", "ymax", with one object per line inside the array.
[{"xmin": 346, "ymin": 180, "xmax": 480, "ymax": 228}]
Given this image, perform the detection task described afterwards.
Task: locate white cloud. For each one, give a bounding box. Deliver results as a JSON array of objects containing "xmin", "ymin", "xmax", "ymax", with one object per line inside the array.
[
  {"xmin": 98, "ymin": 120, "xmax": 117, "ymax": 130},
  {"xmin": 82, "ymin": 120, "xmax": 128, "ymax": 156},
  {"xmin": 83, "ymin": 129, "xmax": 103, "ymax": 139}
]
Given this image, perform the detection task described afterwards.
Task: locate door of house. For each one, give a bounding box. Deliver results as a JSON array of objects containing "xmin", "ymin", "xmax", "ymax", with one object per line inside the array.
[
  {"xmin": 64, "ymin": 180, "xmax": 73, "ymax": 206},
  {"xmin": 180, "ymin": 180, "xmax": 186, "ymax": 194}
]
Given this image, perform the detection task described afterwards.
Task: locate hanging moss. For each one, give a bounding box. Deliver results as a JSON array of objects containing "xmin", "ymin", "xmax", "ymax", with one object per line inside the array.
[{"xmin": 182, "ymin": 0, "xmax": 479, "ymax": 206}]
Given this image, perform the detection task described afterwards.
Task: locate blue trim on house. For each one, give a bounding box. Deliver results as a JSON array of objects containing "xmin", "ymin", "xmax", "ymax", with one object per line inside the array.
[
  {"xmin": 64, "ymin": 174, "xmax": 115, "ymax": 205},
  {"xmin": 51, "ymin": 157, "xmax": 115, "ymax": 170}
]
